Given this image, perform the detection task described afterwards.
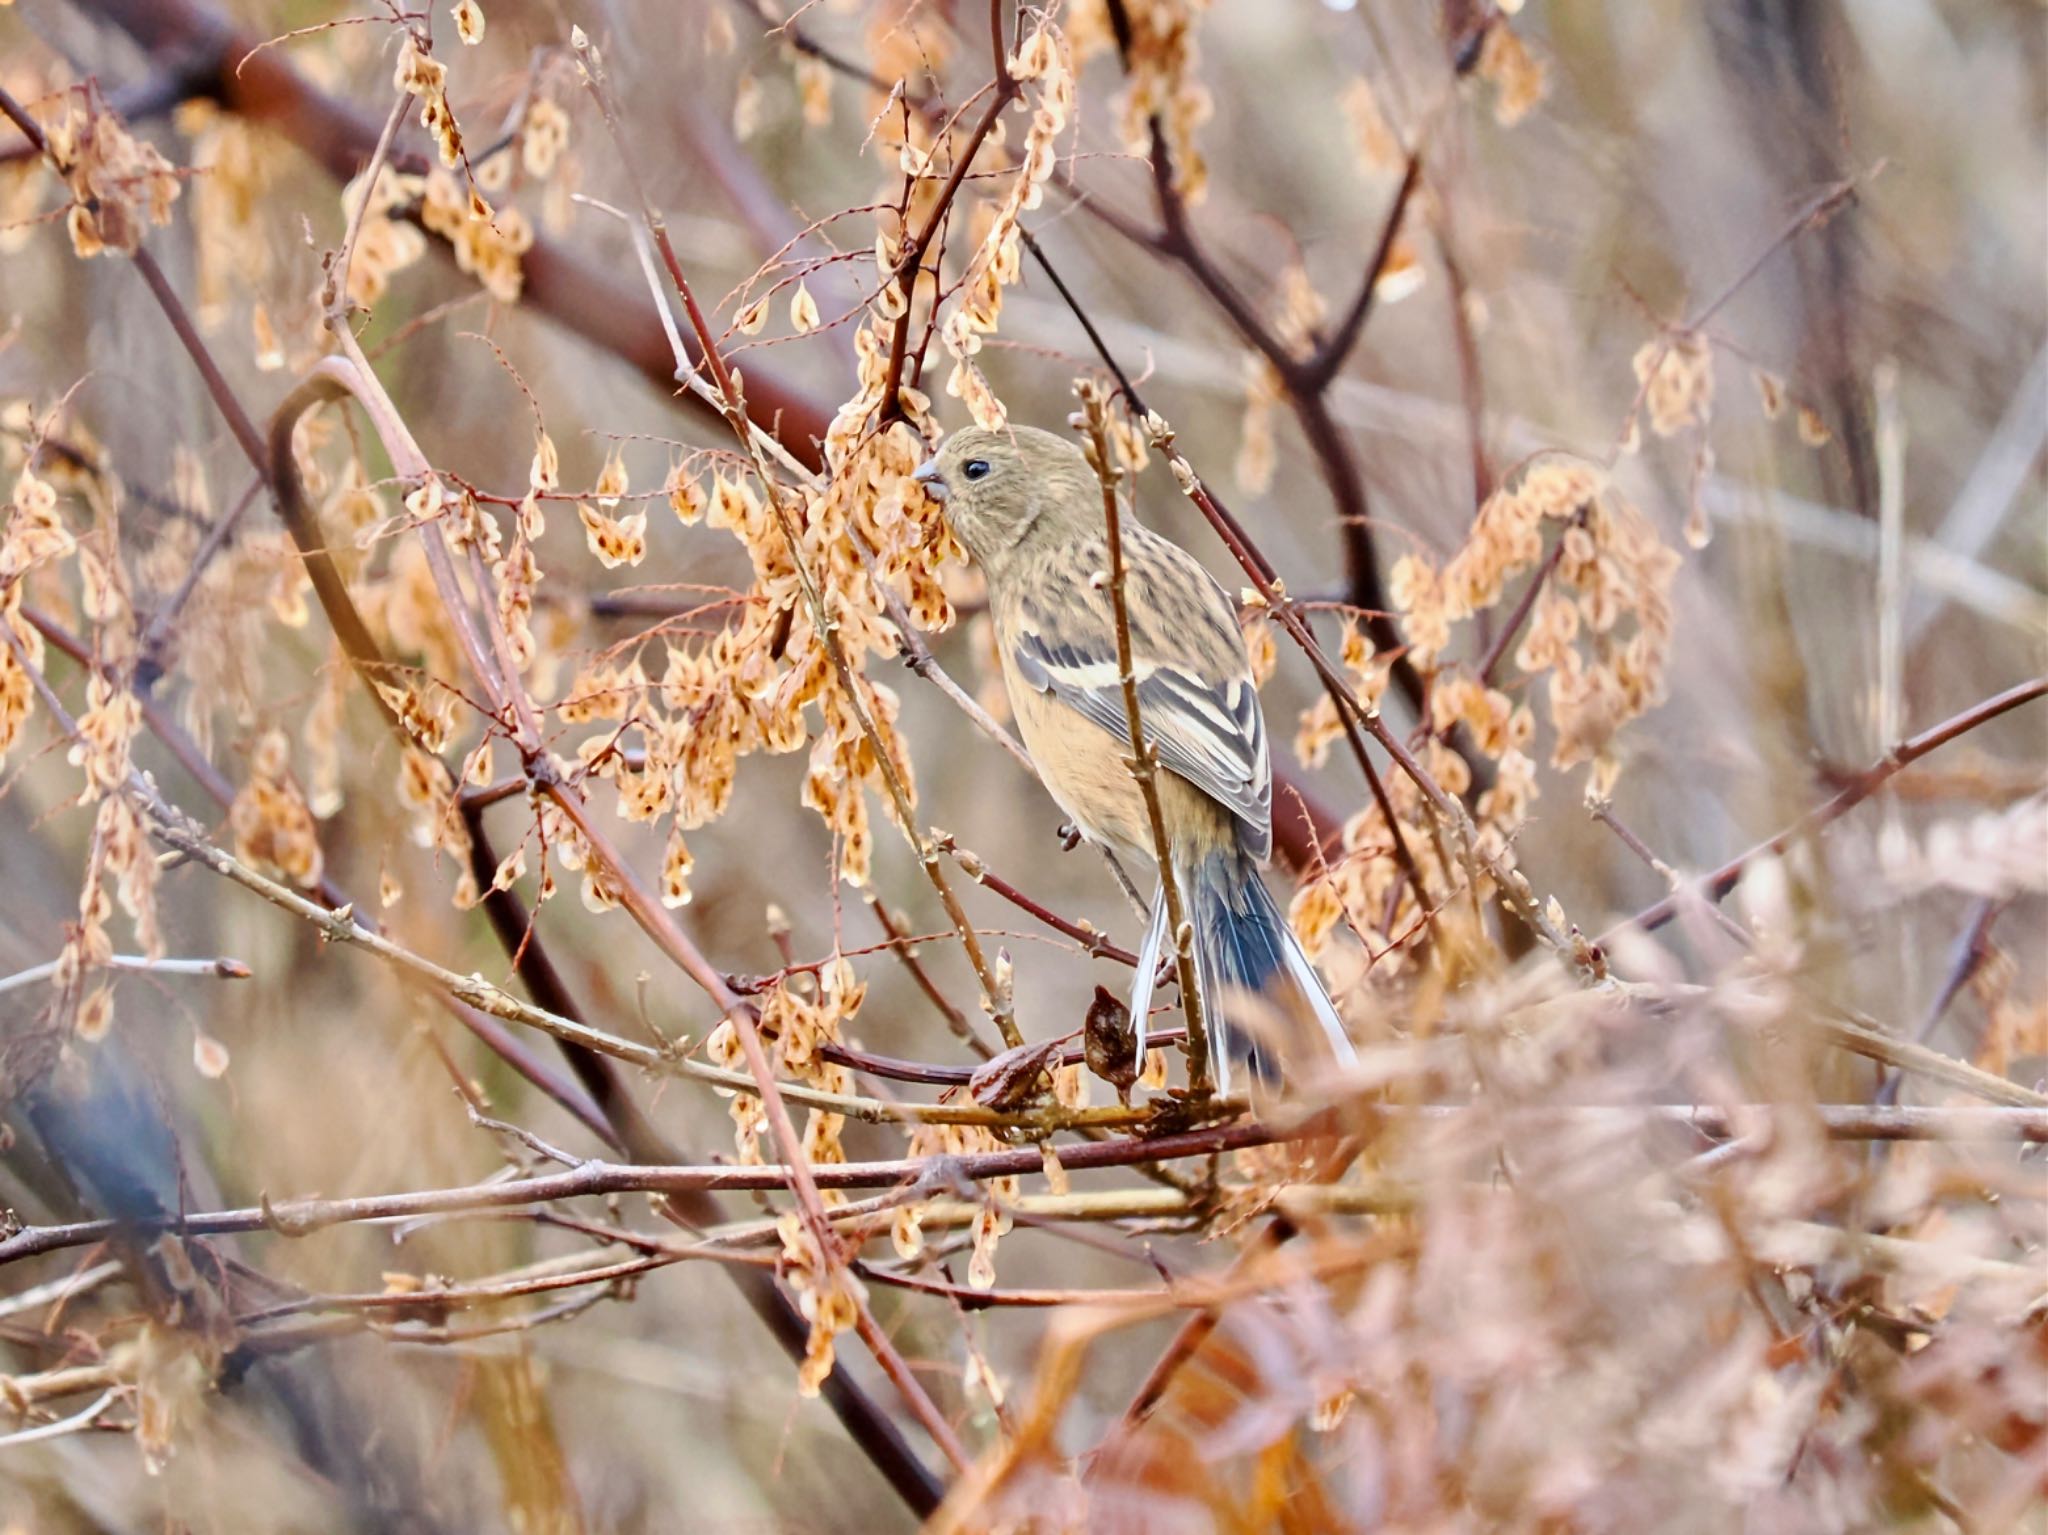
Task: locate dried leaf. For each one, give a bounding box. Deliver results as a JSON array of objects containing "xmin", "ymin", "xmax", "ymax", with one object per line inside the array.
[{"xmin": 969, "ymin": 1035, "xmax": 1065, "ymax": 1109}]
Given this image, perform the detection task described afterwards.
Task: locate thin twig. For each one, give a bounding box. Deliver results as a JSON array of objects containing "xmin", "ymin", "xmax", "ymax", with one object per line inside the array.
[
  {"xmin": 1299, "ymin": 151, "xmax": 1425, "ymax": 392},
  {"xmin": 876, "ymin": 0, "xmax": 1019, "ymax": 423},
  {"xmin": 135, "ymin": 472, "xmax": 265, "ymax": 678},
  {"xmin": 1076, "ymin": 382, "xmax": 1211, "ymax": 1093},
  {"xmin": 0, "ymin": 952, "xmax": 251, "ymax": 998},
  {"xmin": 935, "ymin": 834, "xmax": 1139, "ymax": 965},
  {"xmin": 867, "ymin": 896, "xmax": 993, "ymax": 1059},
  {"xmin": 1875, "ymin": 897, "xmax": 2005, "ymax": 1108},
  {"xmin": 1613, "ymin": 677, "xmax": 2047, "ymax": 938},
  {"xmin": 0, "ymin": 1389, "xmax": 122, "ymax": 1450}
]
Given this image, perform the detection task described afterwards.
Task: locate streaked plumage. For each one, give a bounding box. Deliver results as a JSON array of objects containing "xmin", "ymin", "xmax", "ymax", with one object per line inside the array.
[{"xmin": 914, "ymin": 425, "xmax": 1354, "ymax": 1095}]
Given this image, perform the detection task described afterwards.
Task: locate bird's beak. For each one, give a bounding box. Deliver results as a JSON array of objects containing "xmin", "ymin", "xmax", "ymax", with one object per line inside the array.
[{"xmin": 912, "ymin": 457, "xmax": 948, "ymax": 502}]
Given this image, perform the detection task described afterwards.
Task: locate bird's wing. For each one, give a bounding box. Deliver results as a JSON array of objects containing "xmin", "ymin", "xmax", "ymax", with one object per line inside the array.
[{"xmin": 1009, "ymin": 528, "xmax": 1272, "ymax": 858}]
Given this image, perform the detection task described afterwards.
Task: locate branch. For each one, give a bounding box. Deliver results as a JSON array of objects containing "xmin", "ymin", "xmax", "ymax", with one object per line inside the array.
[
  {"xmin": 1476, "ymin": 504, "xmax": 1582, "ymax": 685},
  {"xmin": 1612, "ymin": 676, "xmax": 2047, "ymax": 938},
  {"xmin": 1298, "ymin": 150, "xmax": 1425, "ymax": 393},
  {"xmin": 0, "ymin": 952, "xmax": 249, "ymax": 998},
  {"xmin": 1124, "ymin": 115, "xmax": 1427, "ymax": 716},
  {"xmin": 875, "ymin": 0, "xmax": 1020, "ymax": 423},
  {"xmin": 936, "ymin": 834, "xmax": 1140, "ymax": 966},
  {"xmin": 4, "ymin": 1105, "xmax": 2039, "ymax": 1266},
  {"xmin": 1875, "ymin": 897, "xmax": 2005, "ymax": 1108},
  {"xmin": 1076, "ymin": 381, "xmax": 1212, "ymax": 1093}
]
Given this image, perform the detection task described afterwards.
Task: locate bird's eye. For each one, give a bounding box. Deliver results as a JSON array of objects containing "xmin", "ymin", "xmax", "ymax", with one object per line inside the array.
[{"xmin": 962, "ymin": 459, "xmax": 992, "ymax": 482}]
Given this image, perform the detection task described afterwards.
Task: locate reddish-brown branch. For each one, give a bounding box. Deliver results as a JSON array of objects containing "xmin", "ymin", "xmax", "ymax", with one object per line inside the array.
[
  {"xmin": 866, "ymin": 896, "xmax": 993, "ymax": 1059},
  {"xmin": 1433, "ymin": 211, "xmax": 1494, "ymax": 507},
  {"xmin": 1124, "ymin": 115, "xmax": 1427, "ymax": 714},
  {"xmin": 1476, "ymin": 506, "xmax": 1583, "ymax": 685},
  {"xmin": 574, "ymin": 36, "xmax": 736, "ymax": 404},
  {"xmin": 1612, "ymin": 676, "xmax": 2047, "ymax": 938},
  {"xmin": 936, "ymin": 835, "xmax": 1140, "ymax": 966},
  {"xmin": 1299, "ymin": 151, "xmax": 1425, "ymax": 393},
  {"xmin": 1114, "ymin": 1137, "xmax": 1355, "ymax": 1430},
  {"xmin": 1684, "ymin": 172, "xmax": 1864, "ymax": 333}
]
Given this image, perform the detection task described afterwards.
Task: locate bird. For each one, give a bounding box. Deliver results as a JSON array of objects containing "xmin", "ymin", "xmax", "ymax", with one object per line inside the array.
[{"xmin": 913, "ymin": 424, "xmax": 1356, "ymax": 1096}]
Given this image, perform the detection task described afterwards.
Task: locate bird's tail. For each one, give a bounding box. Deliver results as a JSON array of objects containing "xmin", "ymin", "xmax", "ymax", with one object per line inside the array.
[{"xmin": 1130, "ymin": 847, "xmax": 1356, "ymax": 1098}]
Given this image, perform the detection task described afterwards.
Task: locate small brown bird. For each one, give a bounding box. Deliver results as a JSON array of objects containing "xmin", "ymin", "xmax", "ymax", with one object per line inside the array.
[{"xmin": 915, "ymin": 425, "xmax": 1354, "ymax": 1095}]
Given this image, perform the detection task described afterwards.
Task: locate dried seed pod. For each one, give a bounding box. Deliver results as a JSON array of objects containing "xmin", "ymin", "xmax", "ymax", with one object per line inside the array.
[
  {"xmin": 1084, "ymin": 984, "xmax": 1140, "ymax": 1104},
  {"xmin": 968, "ymin": 1036, "xmax": 1064, "ymax": 1110}
]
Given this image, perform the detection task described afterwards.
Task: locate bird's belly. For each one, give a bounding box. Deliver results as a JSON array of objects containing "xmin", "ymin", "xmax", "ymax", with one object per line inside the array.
[{"xmin": 1007, "ymin": 681, "xmax": 1233, "ymax": 866}]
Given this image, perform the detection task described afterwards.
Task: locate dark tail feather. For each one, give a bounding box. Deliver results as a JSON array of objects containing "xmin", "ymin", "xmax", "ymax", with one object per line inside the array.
[{"xmin": 1179, "ymin": 847, "xmax": 1355, "ymax": 1097}]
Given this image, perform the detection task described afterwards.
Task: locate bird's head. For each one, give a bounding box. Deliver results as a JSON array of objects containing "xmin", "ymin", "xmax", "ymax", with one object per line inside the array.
[{"xmin": 913, "ymin": 425, "xmax": 1097, "ymax": 576}]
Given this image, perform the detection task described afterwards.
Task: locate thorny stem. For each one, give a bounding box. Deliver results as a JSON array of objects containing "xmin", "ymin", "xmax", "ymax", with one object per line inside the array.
[
  {"xmin": 1076, "ymin": 384, "xmax": 1212, "ymax": 1095},
  {"xmin": 1432, "ymin": 206, "xmax": 1494, "ymax": 507}
]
